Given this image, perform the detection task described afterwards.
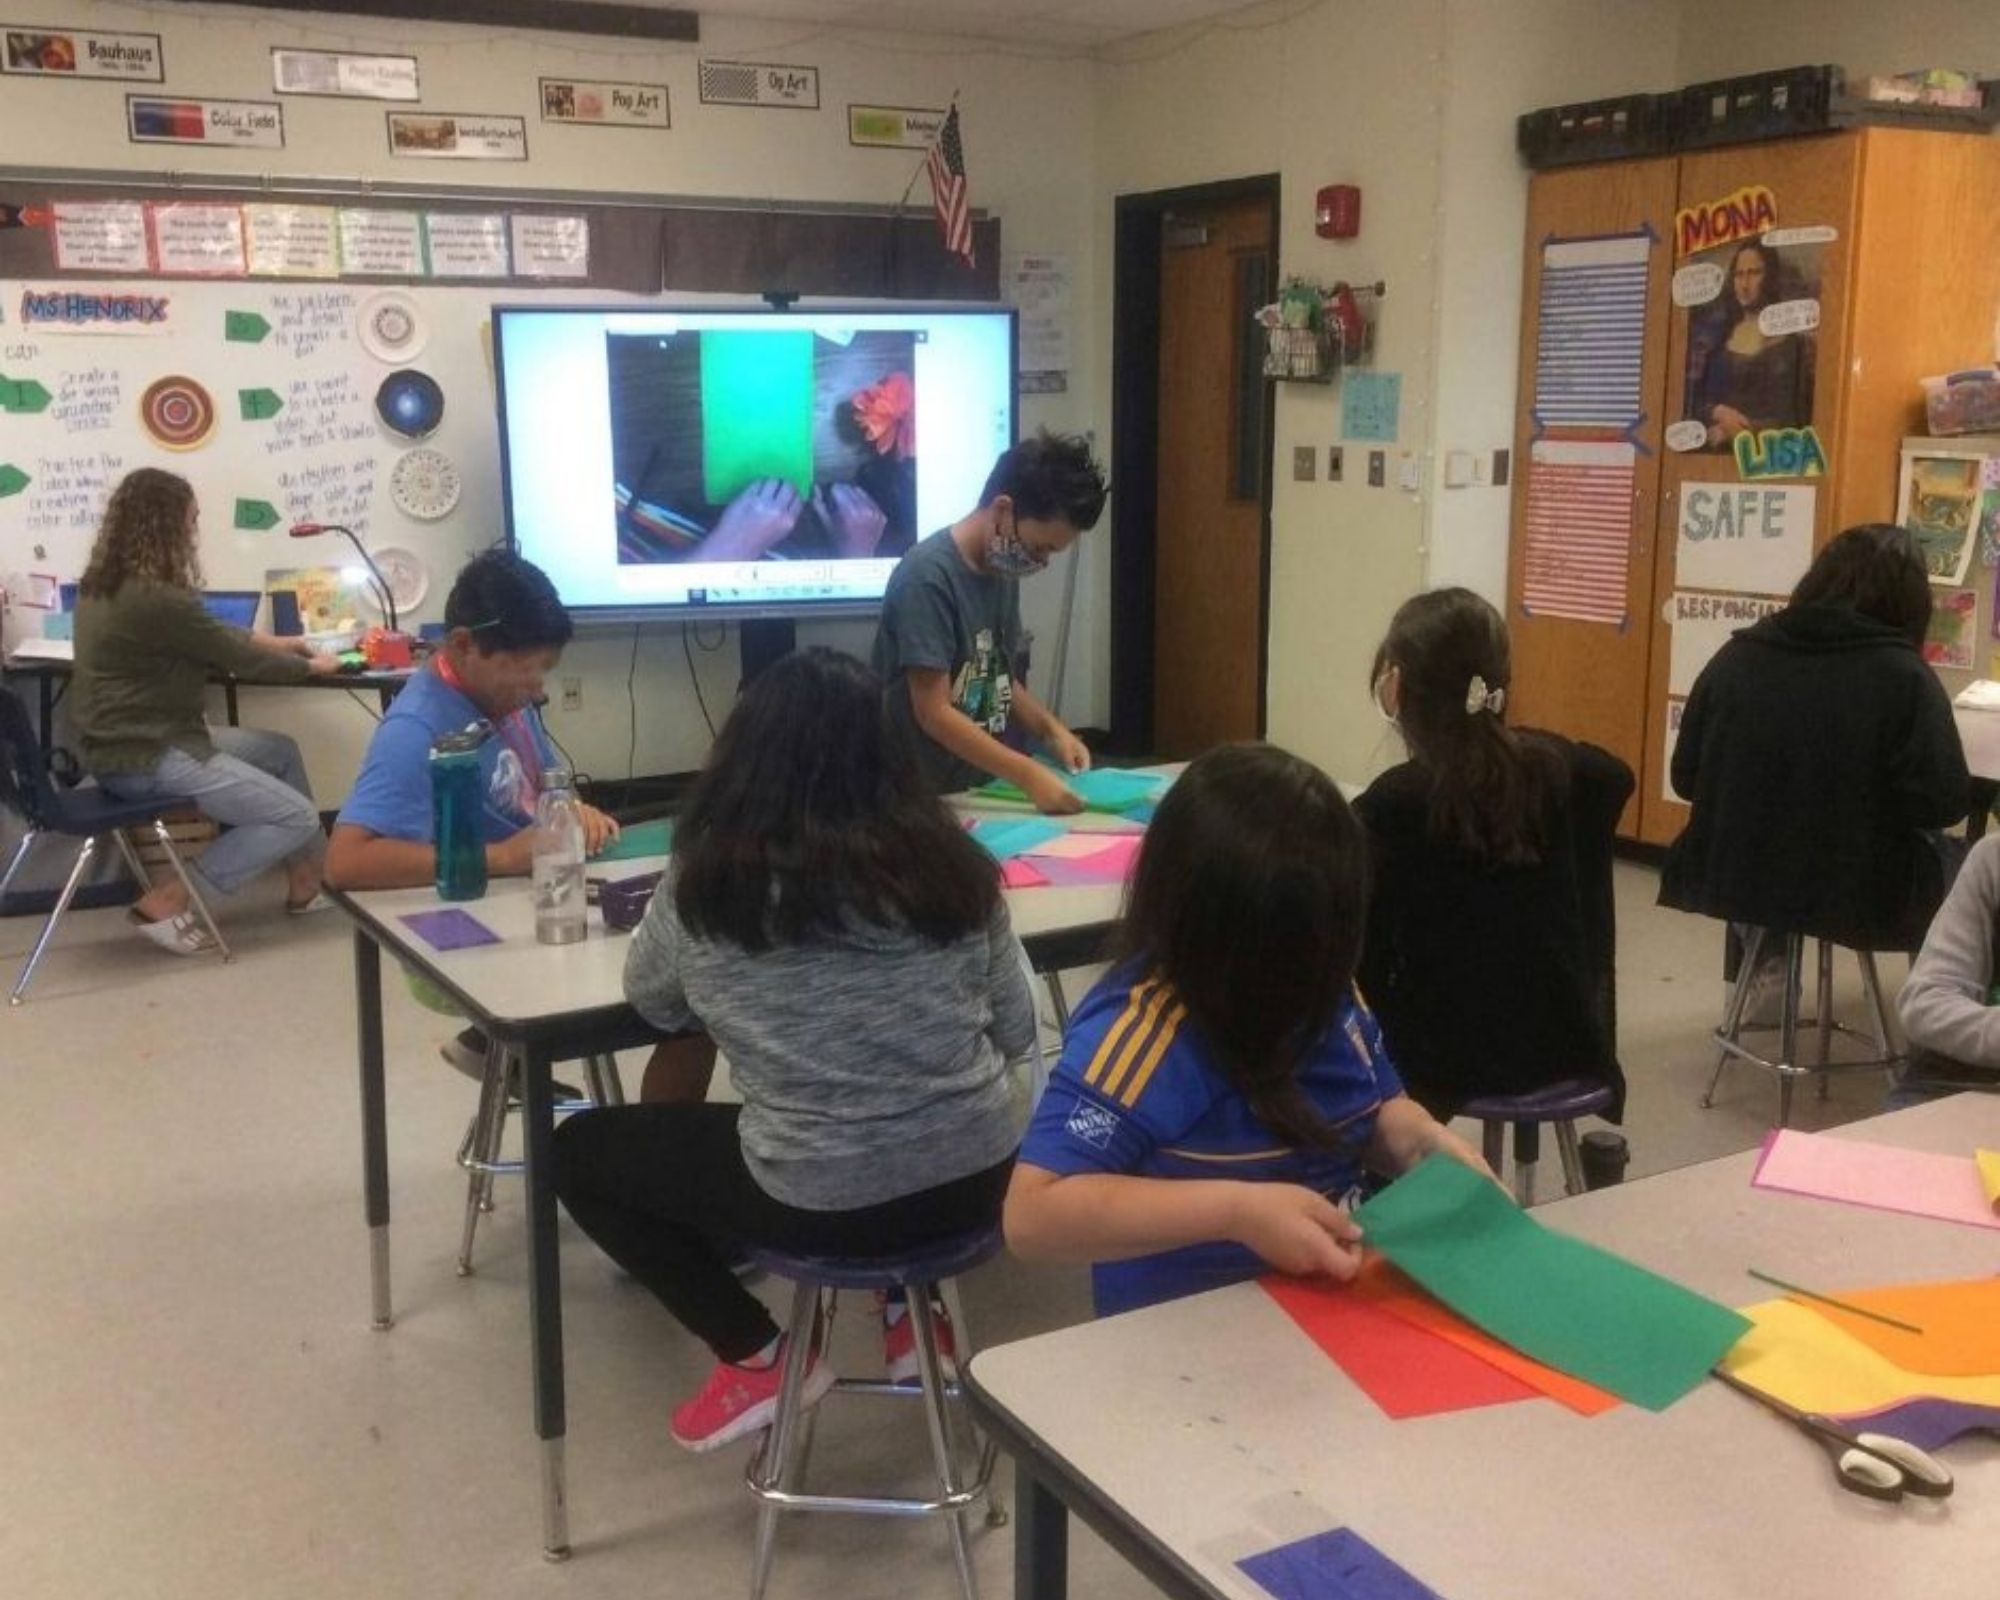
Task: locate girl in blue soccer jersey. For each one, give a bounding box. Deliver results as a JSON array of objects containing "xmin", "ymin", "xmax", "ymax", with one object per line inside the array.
[{"xmin": 1004, "ymin": 742, "xmax": 1492, "ymax": 1315}]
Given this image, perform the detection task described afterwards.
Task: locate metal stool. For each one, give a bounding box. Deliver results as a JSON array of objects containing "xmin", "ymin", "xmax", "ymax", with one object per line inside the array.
[
  {"xmin": 1460, "ymin": 1078, "xmax": 1615, "ymax": 1206},
  {"xmin": 454, "ymin": 1043, "xmax": 623, "ymax": 1275},
  {"xmin": 1702, "ymin": 926, "xmax": 1902, "ymax": 1128},
  {"xmin": 745, "ymin": 1224, "xmax": 1006, "ymax": 1600}
]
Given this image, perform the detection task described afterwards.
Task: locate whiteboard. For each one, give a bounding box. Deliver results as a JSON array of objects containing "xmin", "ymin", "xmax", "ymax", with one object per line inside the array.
[{"xmin": 0, "ymin": 276, "xmax": 723, "ymax": 634}]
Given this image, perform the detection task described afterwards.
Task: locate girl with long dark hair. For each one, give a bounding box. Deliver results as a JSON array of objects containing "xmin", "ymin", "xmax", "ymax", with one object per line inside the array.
[
  {"xmin": 1354, "ymin": 588, "xmax": 1633, "ymax": 1118},
  {"xmin": 1003, "ymin": 742, "xmax": 1488, "ymax": 1316},
  {"xmin": 554, "ymin": 647, "xmax": 1035, "ymax": 1452}
]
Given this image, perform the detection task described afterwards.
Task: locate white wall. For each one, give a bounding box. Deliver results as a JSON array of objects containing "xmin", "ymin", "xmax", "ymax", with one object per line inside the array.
[
  {"xmin": 0, "ymin": 0, "xmax": 1099, "ymax": 799},
  {"xmin": 1678, "ymin": 0, "xmax": 2000, "ymax": 83}
]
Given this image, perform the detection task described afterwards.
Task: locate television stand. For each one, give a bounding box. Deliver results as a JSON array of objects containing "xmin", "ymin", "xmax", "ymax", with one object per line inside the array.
[{"xmin": 738, "ymin": 617, "xmax": 796, "ymax": 690}]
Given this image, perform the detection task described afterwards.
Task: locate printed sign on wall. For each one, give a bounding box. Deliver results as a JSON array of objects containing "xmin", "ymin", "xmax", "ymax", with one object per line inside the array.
[
  {"xmin": 387, "ymin": 112, "xmax": 527, "ymax": 161},
  {"xmin": 272, "ymin": 48, "xmax": 419, "ymax": 101},
  {"xmin": 848, "ymin": 105, "xmax": 945, "ymax": 149},
  {"xmin": 698, "ymin": 59, "xmax": 819, "ymax": 109},
  {"xmin": 1675, "ymin": 482, "xmax": 1815, "ymax": 597},
  {"xmin": 539, "ymin": 77, "xmax": 668, "ymax": 128},
  {"xmin": 3, "ymin": 24, "xmax": 161, "ymax": 80},
  {"xmin": 127, "ymin": 95, "xmax": 284, "ymax": 149}
]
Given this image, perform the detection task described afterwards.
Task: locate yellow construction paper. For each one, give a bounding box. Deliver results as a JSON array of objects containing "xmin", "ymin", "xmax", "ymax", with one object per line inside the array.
[
  {"xmin": 1799, "ymin": 1275, "xmax": 2000, "ymax": 1378},
  {"xmin": 1978, "ymin": 1148, "xmax": 2000, "ymax": 1211},
  {"xmin": 1720, "ymin": 1300, "xmax": 2000, "ymax": 1416}
]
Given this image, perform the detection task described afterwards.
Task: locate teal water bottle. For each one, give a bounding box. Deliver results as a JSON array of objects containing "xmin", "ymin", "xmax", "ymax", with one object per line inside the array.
[{"xmin": 430, "ymin": 725, "xmax": 490, "ymax": 902}]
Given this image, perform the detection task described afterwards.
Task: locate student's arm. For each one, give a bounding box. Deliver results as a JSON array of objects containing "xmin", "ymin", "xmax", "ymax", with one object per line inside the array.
[
  {"xmin": 152, "ymin": 589, "xmax": 327, "ymax": 683},
  {"xmin": 983, "ymin": 904, "xmax": 1039, "ymax": 1061},
  {"xmin": 1010, "ymin": 680, "xmax": 1091, "ymax": 775},
  {"xmin": 1899, "ymin": 834, "xmax": 2000, "ymax": 1064},
  {"xmin": 623, "ymin": 882, "xmax": 696, "ymax": 1033},
  {"xmin": 1004, "ymin": 1165, "xmax": 1364, "ymax": 1279},
  {"xmin": 1361, "ymin": 1095, "xmax": 1497, "ymax": 1183},
  {"xmin": 907, "ymin": 670, "xmax": 1082, "ymax": 814},
  {"xmin": 324, "ymin": 821, "xmax": 535, "ymax": 891}
]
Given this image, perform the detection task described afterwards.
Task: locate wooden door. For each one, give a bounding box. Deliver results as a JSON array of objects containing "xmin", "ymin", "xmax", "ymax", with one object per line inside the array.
[
  {"xmin": 1505, "ymin": 158, "xmax": 1678, "ymax": 838},
  {"xmin": 1153, "ymin": 196, "xmax": 1272, "ymax": 756},
  {"xmin": 1639, "ymin": 136, "xmax": 1863, "ymax": 844}
]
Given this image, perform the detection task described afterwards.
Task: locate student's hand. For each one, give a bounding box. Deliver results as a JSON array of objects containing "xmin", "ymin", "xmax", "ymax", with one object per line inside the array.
[
  {"xmin": 1046, "ymin": 725, "xmax": 1092, "ymax": 775},
  {"xmin": 1229, "ymin": 1184, "xmax": 1365, "ymax": 1281},
  {"xmin": 305, "ymin": 653, "xmax": 343, "ymax": 677},
  {"xmin": 813, "ymin": 483, "xmax": 888, "ymax": 559},
  {"xmin": 699, "ymin": 479, "xmax": 805, "ymax": 562},
  {"xmin": 1022, "ymin": 764, "xmax": 1084, "ymax": 816},
  {"xmin": 490, "ymin": 826, "xmax": 537, "ymax": 877},
  {"xmin": 580, "ymin": 804, "xmax": 621, "ymax": 857}
]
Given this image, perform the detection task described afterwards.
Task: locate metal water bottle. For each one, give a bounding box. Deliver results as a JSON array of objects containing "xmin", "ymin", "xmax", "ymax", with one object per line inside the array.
[
  {"xmin": 532, "ymin": 764, "xmax": 588, "ymax": 946},
  {"xmin": 430, "ymin": 726, "xmax": 489, "ymax": 902}
]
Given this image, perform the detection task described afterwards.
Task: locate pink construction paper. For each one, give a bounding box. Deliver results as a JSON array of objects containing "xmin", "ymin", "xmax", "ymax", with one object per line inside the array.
[
  {"xmin": 1022, "ymin": 831, "xmax": 1138, "ymax": 861},
  {"xmin": 999, "ymin": 857, "xmax": 1049, "ymax": 888},
  {"xmin": 1022, "ymin": 833, "xmax": 1143, "ymax": 885},
  {"xmin": 1750, "ymin": 1129, "xmax": 2000, "ymax": 1232}
]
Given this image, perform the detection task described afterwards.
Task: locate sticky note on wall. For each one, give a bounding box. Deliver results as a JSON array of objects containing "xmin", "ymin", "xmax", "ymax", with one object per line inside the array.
[{"xmin": 700, "ymin": 329, "xmax": 814, "ymax": 503}]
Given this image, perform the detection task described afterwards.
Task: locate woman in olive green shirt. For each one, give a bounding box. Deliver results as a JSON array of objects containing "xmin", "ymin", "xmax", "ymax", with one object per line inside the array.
[{"xmin": 74, "ymin": 469, "xmax": 340, "ymax": 953}]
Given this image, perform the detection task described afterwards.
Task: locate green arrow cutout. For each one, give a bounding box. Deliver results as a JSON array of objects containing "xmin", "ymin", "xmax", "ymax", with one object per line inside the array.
[
  {"xmin": 0, "ymin": 376, "xmax": 52, "ymax": 413},
  {"xmin": 234, "ymin": 497, "xmax": 282, "ymax": 531},
  {"xmin": 239, "ymin": 387, "xmax": 283, "ymax": 421},
  {"xmin": 0, "ymin": 463, "xmax": 30, "ymax": 498},
  {"xmin": 225, "ymin": 311, "xmax": 271, "ymax": 343}
]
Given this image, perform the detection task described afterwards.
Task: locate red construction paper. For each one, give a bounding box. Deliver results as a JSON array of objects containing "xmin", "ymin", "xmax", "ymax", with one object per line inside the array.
[
  {"xmin": 1261, "ymin": 1274, "xmax": 1536, "ymax": 1419},
  {"xmin": 999, "ymin": 857, "xmax": 1049, "ymax": 888}
]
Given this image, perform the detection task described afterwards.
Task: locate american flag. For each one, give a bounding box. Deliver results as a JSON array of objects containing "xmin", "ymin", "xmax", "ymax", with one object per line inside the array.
[{"xmin": 926, "ymin": 104, "xmax": 974, "ymax": 269}]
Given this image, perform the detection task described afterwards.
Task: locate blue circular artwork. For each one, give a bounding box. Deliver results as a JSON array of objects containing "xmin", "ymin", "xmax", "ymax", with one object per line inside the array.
[{"xmin": 375, "ymin": 369, "xmax": 445, "ymax": 439}]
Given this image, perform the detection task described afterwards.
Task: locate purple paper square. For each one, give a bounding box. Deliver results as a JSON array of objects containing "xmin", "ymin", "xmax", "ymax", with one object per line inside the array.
[
  {"xmin": 1238, "ymin": 1528, "xmax": 1445, "ymax": 1600},
  {"xmin": 399, "ymin": 908, "xmax": 503, "ymax": 951}
]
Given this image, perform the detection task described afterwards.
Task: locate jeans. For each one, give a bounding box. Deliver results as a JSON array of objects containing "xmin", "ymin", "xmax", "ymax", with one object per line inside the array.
[
  {"xmin": 100, "ymin": 727, "xmax": 323, "ymax": 898},
  {"xmin": 553, "ymin": 1102, "xmax": 1013, "ymax": 1362}
]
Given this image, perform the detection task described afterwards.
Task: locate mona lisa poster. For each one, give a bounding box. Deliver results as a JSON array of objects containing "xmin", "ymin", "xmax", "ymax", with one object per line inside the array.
[{"xmin": 1672, "ymin": 208, "xmax": 1831, "ymax": 458}]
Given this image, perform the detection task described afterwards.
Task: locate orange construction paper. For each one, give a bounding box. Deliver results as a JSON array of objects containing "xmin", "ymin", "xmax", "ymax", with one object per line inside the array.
[
  {"xmin": 1260, "ymin": 1274, "xmax": 1537, "ymax": 1419},
  {"xmin": 1351, "ymin": 1257, "xmax": 1621, "ymax": 1417},
  {"xmin": 1790, "ymin": 1275, "xmax": 2000, "ymax": 1379}
]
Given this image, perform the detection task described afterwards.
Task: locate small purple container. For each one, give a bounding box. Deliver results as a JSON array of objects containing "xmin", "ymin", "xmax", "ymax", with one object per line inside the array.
[{"xmin": 598, "ymin": 871, "xmax": 664, "ymax": 933}]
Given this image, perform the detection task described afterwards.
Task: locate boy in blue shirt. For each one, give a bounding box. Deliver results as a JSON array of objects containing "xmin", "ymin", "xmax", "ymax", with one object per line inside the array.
[{"xmin": 328, "ymin": 549, "xmax": 709, "ymax": 1101}]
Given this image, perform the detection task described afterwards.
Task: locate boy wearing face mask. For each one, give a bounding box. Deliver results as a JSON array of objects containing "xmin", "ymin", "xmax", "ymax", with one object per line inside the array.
[{"xmin": 871, "ymin": 431, "xmax": 1107, "ymax": 814}]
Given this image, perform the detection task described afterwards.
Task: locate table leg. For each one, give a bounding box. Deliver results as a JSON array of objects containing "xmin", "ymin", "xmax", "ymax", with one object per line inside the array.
[
  {"xmin": 519, "ymin": 1039, "xmax": 571, "ymax": 1561},
  {"xmin": 1014, "ymin": 1459, "xmax": 1068, "ymax": 1600},
  {"xmin": 37, "ymin": 672, "xmax": 54, "ymax": 765},
  {"xmin": 1970, "ymin": 778, "xmax": 1998, "ymax": 842},
  {"xmin": 354, "ymin": 931, "xmax": 393, "ymax": 1332},
  {"xmin": 224, "ymin": 681, "xmax": 241, "ymax": 727}
]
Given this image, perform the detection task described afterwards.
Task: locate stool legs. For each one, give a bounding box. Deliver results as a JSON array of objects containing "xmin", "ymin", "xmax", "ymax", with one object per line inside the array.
[
  {"xmin": 750, "ymin": 1284, "xmax": 822, "ymax": 1600},
  {"xmin": 1704, "ymin": 925, "xmax": 1769, "ymax": 1108},
  {"xmin": 1814, "ymin": 940, "xmax": 1835, "ymax": 1102},
  {"xmin": 910, "ymin": 1291, "xmax": 978, "ymax": 1600},
  {"xmin": 1553, "ymin": 1120, "xmax": 1586, "ymax": 1195},
  {"xmin": 457, "ymin": 1042, "xmax": 511, "ymax": 1276},
  {"xmin": 10, "ymin": 834, "xmax": 94, "ymax": 1004}
]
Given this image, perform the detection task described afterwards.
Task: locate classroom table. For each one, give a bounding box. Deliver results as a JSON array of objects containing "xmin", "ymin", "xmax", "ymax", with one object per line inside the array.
[
  {"xmin": 1951, "ymin": 699, "xmax": 2000, "ymax": 840},
  {"xmin": 965, "ymin": 1095, "xmax": 2000, "ymax": 1600},
  {"xmin": 329, "ymin": 836, "xmax": 1131, "ymax": 1561},
  {"xmin": 1, "ymin": 653, "xmax": 414, "ymax": 764}
]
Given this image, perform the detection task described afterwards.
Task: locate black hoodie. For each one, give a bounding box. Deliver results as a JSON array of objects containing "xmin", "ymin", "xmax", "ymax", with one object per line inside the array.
[{"xmin": 1659, "ymin": 603, "xmax": 1969, "ymax": 949}]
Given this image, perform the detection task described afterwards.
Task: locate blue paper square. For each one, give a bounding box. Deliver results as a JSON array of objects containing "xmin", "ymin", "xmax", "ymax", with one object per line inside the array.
[{"xmin": 1238, "ymin": 1527, "xmax": 1444, "ymax": 1600}]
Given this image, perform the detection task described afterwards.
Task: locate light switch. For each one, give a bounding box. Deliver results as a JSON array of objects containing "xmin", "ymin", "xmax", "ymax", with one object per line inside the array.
[
  {"xmin": 1444, "ymin": 450, "xmax": 1474, "ymax": 488},
  {"xmin": 1293, "ymin": 446, "xmax": 1316, "ymax": 482},
  {"xmin": 1367, "ymin": 450, "xmax": 1386, "ymax": 487},
  {"xmin": 1328, "ymin": 446, "xmax": 1344, "ymax": 482},
  {"xmin": 1398, "ymin": 454, "xmax": 1422, "ymax": 492}
]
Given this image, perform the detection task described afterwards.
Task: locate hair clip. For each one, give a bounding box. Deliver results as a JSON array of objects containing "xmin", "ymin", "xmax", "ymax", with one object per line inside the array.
[{"xmin": 1465, "ymin": 675, "xmax": 1506, "ymax": 716}]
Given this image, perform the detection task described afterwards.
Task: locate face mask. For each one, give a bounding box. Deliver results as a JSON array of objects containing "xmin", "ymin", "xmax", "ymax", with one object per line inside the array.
[
  {"xmin": 1371, "ymin": 670, "xmax": 1397, "ymax": 725},
  {"xmin": 987, "ymin": 513, "xmax": 1049, "ymax": 578}
]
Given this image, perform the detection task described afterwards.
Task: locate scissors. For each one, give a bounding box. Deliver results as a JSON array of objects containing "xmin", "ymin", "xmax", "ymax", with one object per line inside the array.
[{"xmin": 1713, "ymin": 1369, "xmax": 1954, "ymax": 1503}]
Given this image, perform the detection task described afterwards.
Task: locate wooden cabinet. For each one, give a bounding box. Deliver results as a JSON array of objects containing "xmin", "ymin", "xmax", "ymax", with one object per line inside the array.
[{"xmin": 1506, "ymin": 128, "xmax": 2000, "ymax": 844}]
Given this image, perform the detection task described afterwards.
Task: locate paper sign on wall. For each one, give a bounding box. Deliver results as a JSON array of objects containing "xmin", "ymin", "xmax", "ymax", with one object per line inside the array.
[
  {"xmin": 1341, "ymin": 370, "xmax": 1401, "ymax": 442},
  {"xmin": 15, "ymin": 284, "xmax": 171, "ymax": 334},
  {"xmin": 51, "ymin": 201, "xmax": 150, "ymax": 272},
  {"xmin": 272, "ymin": 47, "xmax": 418, "ymax": 101},
  {"xmin": 1925, "ymin": 587, "xmax": 1978, "ymax": 670},
  {"xmin": 423, "ymin": 213, "xmax": 509, "ymax": 277},
  {"xmin": 244, "ymin": 205, "xmax": 340, "ymax": 278},
  {"xmin": 127, "ymin": 95, "xmax": 283, "ymax": 149},
  {"xmin": 148, "ymin": 204, "xmax": 247, "ymax": 277},
  {"xmin": 1522, "ymin": 439, "xmax": 1635, "ymax": 626},
  {"xmin": 1666, "ymin": 591, "xmax": 1783, "ymax": 696},
  {"xmin": 539, "ymin": 76, "xmax": 668, "ymax": 127},
  {"xmin": 508, "ymin": 214, "xmax": 589, "ymax": 279},
  {"xmin": 3, "ymin": 25, "xmax": 162, "ymax": 80},
  {"xmin": 337, "ymin": 209, "xmax": 426, "ymax": 276},
  {"xmin": 848, "ymin": 104, "xmax": 945, "ymax": 149},
  {"xmin": 698, "ymin": 59, "xmax": 819, "ymax": 109},
  {"xmin": 388, "ymin": 112, "xmax": 526, "ymax": 161},
  {"xmin": 1675, "ymin": 482, "xmax": 1815, "ymax": 595}
]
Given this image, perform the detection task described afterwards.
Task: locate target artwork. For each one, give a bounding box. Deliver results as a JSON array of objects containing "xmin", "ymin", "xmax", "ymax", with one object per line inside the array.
[{"xmin": 138, "ymin": 374, "xmax": 217, "ymax": 450}]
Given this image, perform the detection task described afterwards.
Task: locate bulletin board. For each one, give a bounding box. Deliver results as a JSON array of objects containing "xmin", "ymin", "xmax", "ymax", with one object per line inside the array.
[{"xmin": 0, "ymin": 171, "xmax": 998, "ymax": 638}]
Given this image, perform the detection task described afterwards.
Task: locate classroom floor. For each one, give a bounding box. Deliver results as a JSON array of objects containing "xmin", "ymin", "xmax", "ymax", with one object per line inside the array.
[{"xmin": 0, "ymin": 860, "xmax": 1905, "ymax": 1600}]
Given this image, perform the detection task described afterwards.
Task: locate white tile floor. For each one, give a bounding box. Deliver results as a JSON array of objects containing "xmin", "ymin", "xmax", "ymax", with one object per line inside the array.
[{"xmin": 0, "ymin": 861, "xmax": 1904, "ymax": 1599}]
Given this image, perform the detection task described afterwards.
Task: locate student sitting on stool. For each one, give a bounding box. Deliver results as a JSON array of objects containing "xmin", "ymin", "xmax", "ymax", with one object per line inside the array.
[{"xmin": 324, "ymin": 549, "xmax": 709, "ymax": 1102}]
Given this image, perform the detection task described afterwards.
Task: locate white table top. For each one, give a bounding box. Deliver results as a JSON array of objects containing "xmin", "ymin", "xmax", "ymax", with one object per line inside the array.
[
  {"xmin": 336, "ymin": 849, "xmax": 1126, "ymax": 1031},
  {"xmin": 968, "ymin": 1096, "xmax": 2000, "ymax": 1600},
  {"xmin": 1952, "ymin": 701, "xmax": 2000, "ymax": 784}
]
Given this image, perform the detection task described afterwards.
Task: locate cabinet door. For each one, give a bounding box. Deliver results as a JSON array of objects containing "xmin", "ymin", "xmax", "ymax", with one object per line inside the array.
[
  {"xmin": 1639, "ymin": 136, "xmax": 1863, "ymax": 845},
  {"xmin": 1505, "ymin": 158, "xmax": 1676, "ymax": 838}
]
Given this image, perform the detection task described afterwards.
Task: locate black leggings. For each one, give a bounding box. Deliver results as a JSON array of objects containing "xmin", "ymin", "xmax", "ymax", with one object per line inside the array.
[{"xmin": 552, "ymin": 1103, "xmax": 1013, "ymax": 1363}]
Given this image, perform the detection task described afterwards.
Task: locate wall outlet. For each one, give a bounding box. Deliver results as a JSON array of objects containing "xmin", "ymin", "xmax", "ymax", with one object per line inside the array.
[
  {"xmin": 1367, "ymin": 450, "xmax": 1386, "ymax": 488},
  {"xmin": 1492, "ymin": 448, "xmax": 1511, "ymax": 487},
  {"xmin": 561, "ymin": 676, "xmax": 583, "ymax": 712},
  {"xmin": 1292, "ymin": 446, "xmax": 1316, "ymax": 482},
  {"xmin": 1327, "ymin": 446, "xmax": 1344, "ymax": 482}
]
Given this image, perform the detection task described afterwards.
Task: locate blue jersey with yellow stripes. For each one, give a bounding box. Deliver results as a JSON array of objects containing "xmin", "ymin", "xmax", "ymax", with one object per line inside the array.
[{"xmin": 1020, "ymin": 964, "xmax": 1403, "ymax": 1316}]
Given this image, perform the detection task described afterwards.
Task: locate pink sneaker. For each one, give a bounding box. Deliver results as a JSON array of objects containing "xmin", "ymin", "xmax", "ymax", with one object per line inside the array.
[
  {"xmin": 883, "ymin": 1299, "xmax": 957, "ymax": 1386},
  {"xmin": 670, "ymin": 1340, "xmax": 833, "ymax": 1454}
]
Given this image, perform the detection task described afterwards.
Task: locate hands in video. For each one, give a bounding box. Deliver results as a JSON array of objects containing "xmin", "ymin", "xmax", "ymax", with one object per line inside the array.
[{"xmin": 694, "ymin": 478, "xmax": 887, "ymax": 563}]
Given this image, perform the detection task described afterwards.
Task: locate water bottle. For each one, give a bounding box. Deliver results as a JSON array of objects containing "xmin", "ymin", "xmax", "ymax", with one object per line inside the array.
[
  {"xmin": 532, "ymin": 764, "xmax": 588, "ymax": 946},
  {"xmin": 430, "ymin": 726, "xmax": 489, "ymax": 902}
]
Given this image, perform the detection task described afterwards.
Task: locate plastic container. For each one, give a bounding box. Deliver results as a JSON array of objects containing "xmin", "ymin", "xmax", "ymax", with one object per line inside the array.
[
  {"xmin": 1922, "ymin": 369, "xmax": 2000, "ymax": 437},
  {"xmin": 532, "ymin": 765, "xmax": 588, "ymax": 946},
  {"xmin": 429, "ymin": 726, "xmax": 489, "ymax": 902},
  {"xmin": 599, "ymin": 870, "xmax": 664, "ymax": 933},
  {"xmin": 1669, "ymin": 64, "xmax": 1839, "ymax": 152},
  {"xmin": 1517, "ymin": 93, "xmax": 1662, "ymax": 170}
]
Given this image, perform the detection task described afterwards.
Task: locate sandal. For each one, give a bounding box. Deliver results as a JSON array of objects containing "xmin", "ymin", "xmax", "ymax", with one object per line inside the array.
[
  {"xmin": 130, "ymin": 909, "xmax": 218, "ymax": 956},
  {"xmin": 285, "ymin": 892, "xmax": 334, "ymax": 915}
]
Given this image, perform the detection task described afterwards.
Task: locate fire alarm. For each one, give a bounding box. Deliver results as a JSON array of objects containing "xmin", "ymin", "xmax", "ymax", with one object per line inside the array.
[{"xmin": 1316, "ymin": 184, "xmax": 1361, "ymax": 240}]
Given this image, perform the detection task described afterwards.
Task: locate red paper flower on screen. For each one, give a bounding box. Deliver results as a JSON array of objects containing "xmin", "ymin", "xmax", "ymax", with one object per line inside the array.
[{"xmin": 853, "ymin": 371, "xmax": 915, "ymax": 459}]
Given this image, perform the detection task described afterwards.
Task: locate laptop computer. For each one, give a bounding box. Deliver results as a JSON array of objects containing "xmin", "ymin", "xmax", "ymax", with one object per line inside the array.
[{"xmin": 201, "ymin": 590, "xmax": 263, "ymax": 629}]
